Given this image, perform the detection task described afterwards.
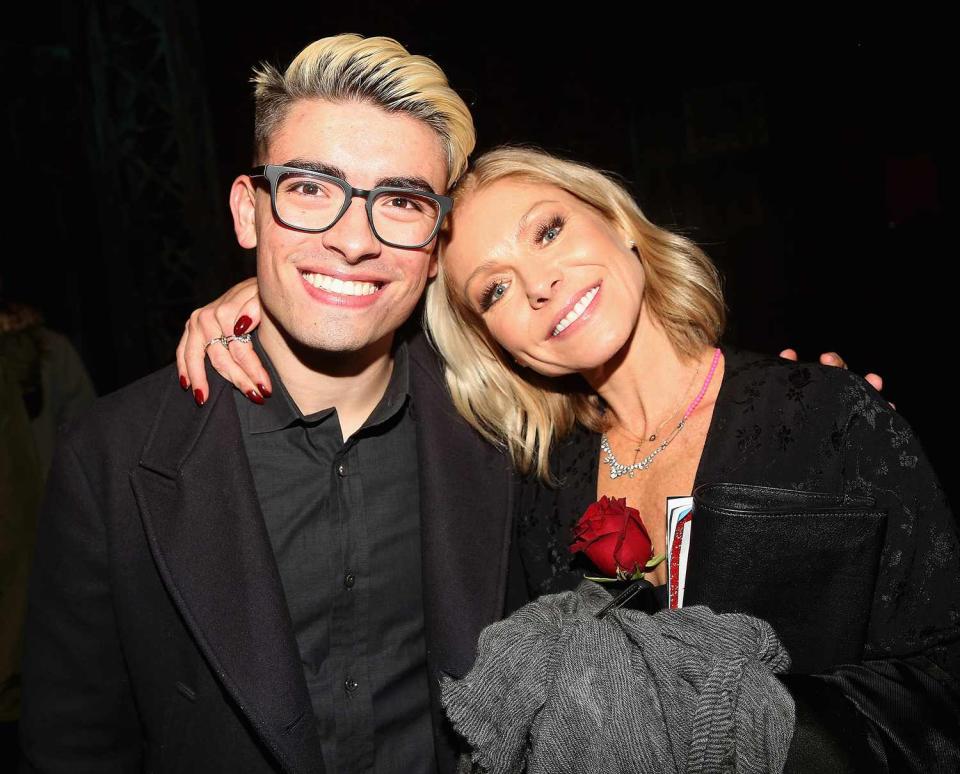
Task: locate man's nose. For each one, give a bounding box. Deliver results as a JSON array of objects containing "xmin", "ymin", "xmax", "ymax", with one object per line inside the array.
[{"xmin": 320, "ymin": 197, "xmax": 380, "ymax": 262}]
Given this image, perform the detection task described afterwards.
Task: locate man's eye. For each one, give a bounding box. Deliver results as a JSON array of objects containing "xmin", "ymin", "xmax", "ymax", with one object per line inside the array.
[
  {"xmin": 386, "ymin": 196, "xmax": 423, "ymax": 211},
  {"xmin": 285, "ymin": 179, "xmax": 329, "ymax": 197}
]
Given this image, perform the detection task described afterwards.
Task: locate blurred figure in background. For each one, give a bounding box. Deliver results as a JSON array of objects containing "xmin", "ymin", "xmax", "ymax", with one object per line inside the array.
[{"xmin": 0, "ymin": 280, "xmax": 95, "ymax": 764}]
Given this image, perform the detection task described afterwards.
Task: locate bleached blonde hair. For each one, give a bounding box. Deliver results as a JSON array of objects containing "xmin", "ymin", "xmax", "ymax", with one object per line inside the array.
[
  {"xmin": 426, "ymin": 147, "xmax": 726, "ymax": 481},
  {"xmin": 252, "ymin": 34, "xmax": 475, "ymax": 188}
]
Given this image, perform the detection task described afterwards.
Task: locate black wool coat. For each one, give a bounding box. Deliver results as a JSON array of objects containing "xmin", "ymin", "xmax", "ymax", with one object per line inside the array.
[{"xmin": 19, "ymin": 332, "xmax": 515, "ymax": 774}]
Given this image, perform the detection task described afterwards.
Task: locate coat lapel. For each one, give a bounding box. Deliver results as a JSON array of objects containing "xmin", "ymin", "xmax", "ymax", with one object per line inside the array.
[
  {"xmin": 409, "ymin": 340, "xmax": 515, "ymax": 680},
  {"xmin": 408, "ymin": 337, "xmax": 515, "ymax": 771},
  {"xmin": 129, "ymin": 371, "xmax": 325, "ymax": 774}
]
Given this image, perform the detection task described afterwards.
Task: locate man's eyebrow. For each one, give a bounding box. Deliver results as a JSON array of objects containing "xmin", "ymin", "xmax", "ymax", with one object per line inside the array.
[
  {"xmin": 376, "ymin": 176, "xmax": 437, "ymax": 194},
  {"xmin": 282, "ymin": 159, "xmax": 349, "ymax": 180},
  {"xmin": 280, "ymin": 161, "xmax": 436, "ymax": 194}
]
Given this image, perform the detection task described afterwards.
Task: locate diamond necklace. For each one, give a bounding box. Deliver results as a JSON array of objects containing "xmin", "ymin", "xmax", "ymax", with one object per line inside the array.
[{"xmin": 601, "ymin": 348, "xmax": 722, "ymax": 480}]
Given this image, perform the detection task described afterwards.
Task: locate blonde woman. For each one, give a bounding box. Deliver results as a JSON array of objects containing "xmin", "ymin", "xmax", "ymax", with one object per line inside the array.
[{"xmin": 177, "ymin": 147, "xmax": 958, "ymax": 771}]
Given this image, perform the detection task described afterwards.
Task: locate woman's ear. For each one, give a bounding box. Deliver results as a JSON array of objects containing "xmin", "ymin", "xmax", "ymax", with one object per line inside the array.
[{"xmin": 615, "ymin": 224, "xmax": 637, "ymax": 254}]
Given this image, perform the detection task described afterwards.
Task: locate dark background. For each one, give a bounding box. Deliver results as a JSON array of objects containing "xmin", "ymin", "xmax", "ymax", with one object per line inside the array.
[{"xmin": 1, "ymin": 2, "xmax": 951, "ymax": 488}]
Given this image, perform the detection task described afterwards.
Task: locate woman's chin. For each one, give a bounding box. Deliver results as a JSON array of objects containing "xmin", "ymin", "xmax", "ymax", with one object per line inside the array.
[{"xmin": 527, "ymin": 346, "xmax": 628, "ymax": 379}]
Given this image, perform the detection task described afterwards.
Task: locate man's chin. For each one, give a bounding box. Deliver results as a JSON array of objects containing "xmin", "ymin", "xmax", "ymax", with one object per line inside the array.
[
  {"xmin": 277, "ymin": 321, "xmax": 397, "ymax": 361},
  {"xmin": 261, "ymin": 298, "xmax": 408, "ymax": 362}
]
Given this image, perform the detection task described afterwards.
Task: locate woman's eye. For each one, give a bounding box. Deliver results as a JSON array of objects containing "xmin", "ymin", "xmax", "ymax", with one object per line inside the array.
[
  {"xmin": 536, "ymin": 215, "xmax": 565, "ymax": 244},
  {"xmin": 481, "ymin": 280, "xmax": 509, "ymax": 311}
]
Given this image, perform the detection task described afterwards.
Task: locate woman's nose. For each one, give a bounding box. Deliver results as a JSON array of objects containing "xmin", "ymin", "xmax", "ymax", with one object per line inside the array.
[{"xmin": 524, "ymin": 271, "xmax": 562, "ymax": 309}]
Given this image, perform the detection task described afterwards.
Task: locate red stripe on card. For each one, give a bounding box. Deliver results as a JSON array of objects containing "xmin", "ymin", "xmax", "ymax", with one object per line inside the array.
[{"xmin": 669, "ymin": 513, "xmax": 692, "ymax": 609}]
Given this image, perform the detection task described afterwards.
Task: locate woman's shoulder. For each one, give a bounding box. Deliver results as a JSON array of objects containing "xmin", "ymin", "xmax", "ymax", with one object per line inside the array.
[
  {"xmin": 719, "ymin": 344, "xmax": 890, "ymax": 424},
  {"xmin": 701, "ymin": 346, "xmax": 935, "ymax": 503}
]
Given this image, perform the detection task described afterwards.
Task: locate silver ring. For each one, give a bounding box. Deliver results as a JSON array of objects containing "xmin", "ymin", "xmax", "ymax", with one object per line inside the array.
[
  {"xmin": 223, "ymin": 333, "xmax": 252, "ymax": 346},
  {"xmin": 204, "ymin": 335, "xmax": 229, "ymax": 350}
]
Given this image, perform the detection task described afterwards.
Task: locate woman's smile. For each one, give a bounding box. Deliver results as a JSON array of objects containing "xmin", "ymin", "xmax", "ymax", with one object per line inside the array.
[{"xmin": 549, "ymin": 283, "xmax": 601, "ymax": 338}]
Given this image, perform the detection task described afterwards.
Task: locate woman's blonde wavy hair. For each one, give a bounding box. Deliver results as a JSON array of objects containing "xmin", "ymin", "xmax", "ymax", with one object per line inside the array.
[
  {"xmin": 252, "ymin": 34, "xmax": 475, "ymax": 189},
  {"xmin": 426, "ymin": 146, "xmax": 726, "ymax": 481}
]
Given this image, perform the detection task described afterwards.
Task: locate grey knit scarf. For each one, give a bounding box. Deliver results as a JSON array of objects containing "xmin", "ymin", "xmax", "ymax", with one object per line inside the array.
[{"xmin": 442, "ymin": 581, "xmax": 795, "ymax": 774}]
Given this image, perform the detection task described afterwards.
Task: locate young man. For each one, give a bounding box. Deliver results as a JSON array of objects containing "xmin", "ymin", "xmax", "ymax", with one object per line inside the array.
[{"xmin": 20, "ymin": 35, "xmax": 505, "ymax": 774}]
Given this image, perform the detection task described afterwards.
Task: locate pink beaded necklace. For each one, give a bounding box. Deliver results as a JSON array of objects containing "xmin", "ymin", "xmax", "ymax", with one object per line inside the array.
[{"xmin": 600, "ymin": 347, "xmax": 723, "ymax": 480}]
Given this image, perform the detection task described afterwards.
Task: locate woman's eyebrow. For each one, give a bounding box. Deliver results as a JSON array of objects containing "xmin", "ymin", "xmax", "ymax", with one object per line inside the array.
[
  {"xmin": 463, "ymin": 261, "xmax": 496, "ymax": 302},
  {"xmin": 517, "ymin": 200, "xmax": 561, "ymax": 238}
]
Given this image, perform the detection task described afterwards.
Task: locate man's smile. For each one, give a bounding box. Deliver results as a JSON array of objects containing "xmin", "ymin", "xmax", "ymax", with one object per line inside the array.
[
  {"xmin": 300, "ymin": 270, "xmax": 382, "ymax": 297},
  {"xmin": 297, "ymin": 267, "xmax": 391, "ymax": 308}
]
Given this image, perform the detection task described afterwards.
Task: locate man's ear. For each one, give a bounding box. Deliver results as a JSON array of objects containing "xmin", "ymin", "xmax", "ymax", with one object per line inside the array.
[{"xmin": 230, "ymin": 176, "xmax": 259, "ymax": 249}]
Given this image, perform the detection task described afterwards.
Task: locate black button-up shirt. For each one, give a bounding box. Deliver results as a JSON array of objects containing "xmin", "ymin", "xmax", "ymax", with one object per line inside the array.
[{"xmin": 234, "ymin": 334, "xmax": 435, "ymax": 774}]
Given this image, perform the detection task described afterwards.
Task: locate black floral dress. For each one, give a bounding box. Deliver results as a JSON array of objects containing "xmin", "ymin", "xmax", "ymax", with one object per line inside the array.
[{"xmin": 509, "ymin": 347, "xmax": 960, "ymax": 772}]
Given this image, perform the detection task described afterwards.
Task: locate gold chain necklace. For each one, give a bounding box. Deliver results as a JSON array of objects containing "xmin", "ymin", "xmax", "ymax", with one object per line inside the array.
[
  {"xmin": 601, "ymin": 348, "xmax": 722, "ymax": 479},
  {"xmin": 610, "ymin": 359, "xmax": 703, "ymax": 465}
]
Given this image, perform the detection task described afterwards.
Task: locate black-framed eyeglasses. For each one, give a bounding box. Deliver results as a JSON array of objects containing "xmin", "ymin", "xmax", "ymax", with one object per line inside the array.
[{"xmin": 249, "ymin": 164, "xmax": 453, "ymax": 250}]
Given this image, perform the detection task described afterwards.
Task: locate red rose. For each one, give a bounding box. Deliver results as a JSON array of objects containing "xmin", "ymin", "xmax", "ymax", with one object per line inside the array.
[{"xmin": 569, "ymin": 496, "xmax": 654, "ymax": 577}]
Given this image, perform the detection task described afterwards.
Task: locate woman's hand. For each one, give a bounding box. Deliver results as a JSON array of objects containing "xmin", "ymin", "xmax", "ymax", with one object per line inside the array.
[
  {"xmin": 780, "ymin": 349, "xmax": 889, "ymax": 404},
  {"xmin": 176, "ymin": 277, "xmax": 267, "ymax": 405}
]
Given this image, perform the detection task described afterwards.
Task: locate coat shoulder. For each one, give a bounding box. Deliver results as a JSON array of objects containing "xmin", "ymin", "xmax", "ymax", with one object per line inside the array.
[{"xmin": 58, "ymin": 364, "xmax": 180, "ymax": 455}]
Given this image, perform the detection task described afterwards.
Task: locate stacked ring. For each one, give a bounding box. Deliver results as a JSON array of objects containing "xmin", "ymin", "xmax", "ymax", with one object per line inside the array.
[{"xmin": 204, "ymin": 333, "xmax": 253, "ymax": 350}]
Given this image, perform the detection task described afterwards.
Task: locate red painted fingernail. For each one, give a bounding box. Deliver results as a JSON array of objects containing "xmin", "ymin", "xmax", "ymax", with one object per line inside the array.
[
  {"xmin": 234, "ymin": 316, "xmax": 252, "ymax": 336},
  {"xmin": 194, "ymin": 389, "xmax": 205, "ymax": 407},
  {"xmin": 179, "ymin": 375, "xmax": 189, "ymax": 390},
  {"xmin": 246, "ymin": 390, "xmax": 264, "ymax": 405},
  {"xmin": 257, "ymin": 383, "xmax": 272, "ymax": 398}
]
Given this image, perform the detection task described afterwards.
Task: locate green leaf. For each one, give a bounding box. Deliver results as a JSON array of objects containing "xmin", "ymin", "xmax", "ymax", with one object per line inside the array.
[
  {"xmin": 585, "ymin": 575, "xmax": 620, "ymax": 583},
  {"xmin": 645, "ymin": 553, "xmax": 666, "ymax": 569}
]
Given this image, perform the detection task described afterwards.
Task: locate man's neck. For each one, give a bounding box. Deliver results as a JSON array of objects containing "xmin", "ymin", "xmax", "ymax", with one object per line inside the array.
[{"xmin": 258, "ymin": 318, "xmax": 396, "ymax": 441}]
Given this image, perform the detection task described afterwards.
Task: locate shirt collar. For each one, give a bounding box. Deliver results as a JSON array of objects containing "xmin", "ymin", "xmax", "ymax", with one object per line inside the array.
[{"xmin": 237, "ymin": 331, "xmax": 411, "ymax": 436}]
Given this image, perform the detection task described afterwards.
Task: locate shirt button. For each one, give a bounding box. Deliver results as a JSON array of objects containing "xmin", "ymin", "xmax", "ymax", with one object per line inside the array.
[
  {"xmin": 337, "ymin": 464, "xmax": 346, "ymax": 477},
  {"xmin": 344, "ymin": 678, "xmax": 358, "ymax": 694},
  {"xmin": 343, "ymin": 571, "xmax": 356, "ymax": 589}
]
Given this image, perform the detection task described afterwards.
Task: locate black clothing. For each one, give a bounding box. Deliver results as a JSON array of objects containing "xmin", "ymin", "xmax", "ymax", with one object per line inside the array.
[
  {"xmin": 234, "ymin": 338, "xmax": 432, "ymax": 774},
  {"xmin": 19, "ymin": 332, "xmax": 514, "ymax": 774},
  {"xmin": 513, "ymin": 347, "xmax": 960, "ymax": 772}
]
